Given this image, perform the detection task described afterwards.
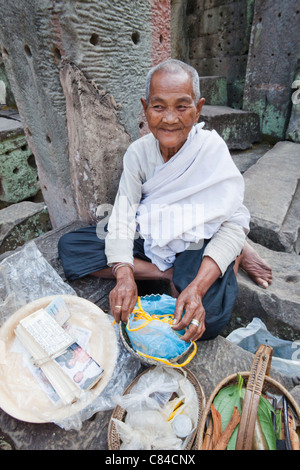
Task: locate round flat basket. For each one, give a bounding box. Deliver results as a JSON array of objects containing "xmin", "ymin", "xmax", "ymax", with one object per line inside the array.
[
  {"xmin": 108, "ymin": 366, "xmax": 206, "ymax": 450},
  {"xmin": 0, "ymin": 295, "xmax": 118, "ymax": 423},
  {"xmin": 195, "ymin": 371, "xmax": 300, "ymax": 450},
  {"xmin": 119, "ymin": 321, "xmax": 195, "ymax": 367}
]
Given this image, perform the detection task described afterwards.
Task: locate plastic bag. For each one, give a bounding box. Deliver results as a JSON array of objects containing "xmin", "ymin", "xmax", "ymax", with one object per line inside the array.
[
  {"xmin": 113, "ymin": 366, "xmax": 198, "ymax": 450},
  {"xmin": 113, "ymin": 410, "xmax": 183, "ymax": 450},
  {"xmin": 227, "ymin": 317, "xmax": 300, "ymax": 379},
  {"xmin": 114, "ymin": 364, "xmax": 180, "ymax": 412},
  {"xmin": 0, "ymin": 241, "xmax": 76, "ymax": 325},
  {"xmin": 125, "ymin": 294, "xmax": 197, "ymax": 366}
]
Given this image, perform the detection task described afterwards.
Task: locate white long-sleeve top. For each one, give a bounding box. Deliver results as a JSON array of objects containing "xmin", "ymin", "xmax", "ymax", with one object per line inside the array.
[{"xmin": 105, "ymin": 126, "xmax": 249, "ymax": 275}]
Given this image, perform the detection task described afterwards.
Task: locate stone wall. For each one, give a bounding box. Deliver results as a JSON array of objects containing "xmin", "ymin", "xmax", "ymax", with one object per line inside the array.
[
  {"xmin": 243, "ymin": 0, "xmax": 300, "ymax": 142},
  {"xmin": 0, "ymin": 0, "xmax": 171, "ymax": 228},
  {"xmin": 186, "ymin": 0, "xmax": 254, "ymax": 109},
  {"xmin": 178, "ymin": 0, "xmax": 299, "ymax": 142}
]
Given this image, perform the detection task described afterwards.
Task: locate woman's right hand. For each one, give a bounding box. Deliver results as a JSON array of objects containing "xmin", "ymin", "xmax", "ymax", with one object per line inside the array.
[{"xmin": 109, "ymin": 266, "xmax": 138, "ymax": 324}]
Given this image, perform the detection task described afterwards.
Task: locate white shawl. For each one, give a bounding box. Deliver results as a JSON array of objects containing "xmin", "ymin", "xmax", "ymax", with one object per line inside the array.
[{"xmin": 135, "ymin": 123, "xmax": 250, "ymax": 271}]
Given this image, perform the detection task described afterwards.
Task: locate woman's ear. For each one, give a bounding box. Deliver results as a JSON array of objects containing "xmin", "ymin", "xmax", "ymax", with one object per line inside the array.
[
  {"xmin": 141, "ymin": 97, "xmax": 148, "ymax": 114},
  {"xmin": 195, "ymin": 97, "xmax": 205, "ymax": 121}
]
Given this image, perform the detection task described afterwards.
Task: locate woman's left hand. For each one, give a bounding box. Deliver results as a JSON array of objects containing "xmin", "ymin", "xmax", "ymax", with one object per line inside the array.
[{"xmin": 171, "ymin": 282, "xmax": 206, "ymax": 342}]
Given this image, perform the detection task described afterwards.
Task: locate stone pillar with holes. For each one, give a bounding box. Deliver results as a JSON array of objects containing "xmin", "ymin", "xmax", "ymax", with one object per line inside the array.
[{"xmin": 0, "ymin": 0, "xmax": 171, "ymax": 228}]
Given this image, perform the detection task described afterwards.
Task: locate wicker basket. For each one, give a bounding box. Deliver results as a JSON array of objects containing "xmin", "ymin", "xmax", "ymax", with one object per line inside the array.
[
  {"xmin": 119, "ymin": 321, "xmax": 196, "ymax": 367},
  {"xmin": 107, "ymin": 366, "xmax": 206, "ymax": 450},
  {"xmin": 196, "ymin": 344, "xmax": 300, "ymax": 450}
]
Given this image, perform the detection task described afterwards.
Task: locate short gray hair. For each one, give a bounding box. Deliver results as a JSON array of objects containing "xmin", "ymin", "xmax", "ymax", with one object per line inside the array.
[{"xmin": 145, "ymin": 59, "xmax": 200, "ymax": 104}]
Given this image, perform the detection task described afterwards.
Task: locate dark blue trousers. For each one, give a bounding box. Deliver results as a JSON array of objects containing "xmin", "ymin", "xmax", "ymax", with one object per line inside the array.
[{"xmin": 58, "ymin": 226, "xmax": 237, "ymax": 340}]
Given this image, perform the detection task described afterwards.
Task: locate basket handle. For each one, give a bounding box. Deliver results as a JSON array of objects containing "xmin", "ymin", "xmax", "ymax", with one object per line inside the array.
[{"xmin": 235, "ymin": 344, "xmax": 273, "ymax": 450}]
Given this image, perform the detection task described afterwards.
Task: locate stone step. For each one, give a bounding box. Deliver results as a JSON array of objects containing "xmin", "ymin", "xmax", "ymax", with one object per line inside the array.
[
  {"xmin": 230, "ymin": 239, "xmax": 300, "ymax": 343},
  {"xmin": 199, "ymin": 75, "xmax": 228, "ymax": 106},
  {"xmin": 230, "ymin": 142, "xmax": 273, "ymax": 174},
  {"xmin": 0, "ymin": 201, "xmax": 51, "ymax": 255},
  {"xmin": 200, "ymin": 104, "xmax": 261, "ymax": 150},
  {"xmin": 0, "ymin": 114, "xmax": 23, "ymax": 140},
  {"xmin": 243, "ymin": 141, "xmax": 300, "ymax": 254}
]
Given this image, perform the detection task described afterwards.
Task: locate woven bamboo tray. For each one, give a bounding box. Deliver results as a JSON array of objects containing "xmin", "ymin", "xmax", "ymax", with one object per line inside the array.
[
  {"xmin": 196, "ymin": 345, "xmax": 300, "ymax": 450},
  {"xmin": 107, "ymin": 366, "xmax": 206, "ymax": 450},
  {"xmin": 119, "ymin": 321, "xmax": 195, "ymax": 367}
]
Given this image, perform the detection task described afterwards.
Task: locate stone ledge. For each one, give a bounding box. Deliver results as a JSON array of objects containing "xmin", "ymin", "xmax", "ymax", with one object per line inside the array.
[
  {"xmin": 200, "ymin": 105, "xmax": 261, "ymax": 149},
  {"xmin": 228, "ymin": 240, "xmax": 300, "ymax": 342},
  {"xmin": 243, "ymin": 141, "xmax": 300, "ymax": 253},
  {"xmin": 0, "ymin": 201, "xmax": 51, "ymax": 255}
]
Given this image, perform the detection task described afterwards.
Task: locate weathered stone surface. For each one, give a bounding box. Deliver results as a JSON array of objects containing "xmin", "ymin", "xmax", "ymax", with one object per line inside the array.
[
  {"xmin": 60, "ymin": 63, "xmax": 131, "ymax": 223},
  {"xmin": 199, "ymin": 75, "xmax": 227, "ymax": 105},
  {"xmin": 0, "ymin": 126, "xmax": 40, "ymax": 203},
  {"xmin": 200, "ymin": 105, "xmax": 261, "ymax": 149},
  {"xmin": 0, "ymin": 1, "xmax": 170, "ymax": 228},
  {"xmin": 187, "ymin": 0, "xmax": 254, "ymax": 108},
  {"xmin": 227, "ymin": 240, "xmax": 300, "ymax": 342},
  {"xmin": 170, "ymin": 0, "xmax": 189, "ymax": 62},
  {"xmin": 243, "ymin": 141, "xmax": 300, "ymax": 253},
  {"xmin": 0, "ymin": 201, "xmax": 51, "ymax": 254},
  {"xmin": 230, "ymin": 141, "xmax": 273, "ymax": 174},
  {"xmin": 243, "ymin": 0, "xmax": 300, "ymax": 141},
  {"xmin": 0, "ymin": 405, "xmax": 113, "ymax": 450},
  {"xmin": 0, "ymin": 115, "xmax": 23, "ymax": 140}
]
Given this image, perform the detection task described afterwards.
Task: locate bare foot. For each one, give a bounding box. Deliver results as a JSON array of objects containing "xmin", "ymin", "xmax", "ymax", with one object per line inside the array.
[{"xmin": 239, "ymin": 240, "xmax": 273, "ymax": 288}]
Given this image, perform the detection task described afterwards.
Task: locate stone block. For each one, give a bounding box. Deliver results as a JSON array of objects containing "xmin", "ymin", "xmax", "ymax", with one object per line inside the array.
[
  {"xmin": 200, "ymin": 105, "xmax": 261, "ymax": 149},
  {"xmin": 227, "ymin": 240, "xmax": 300, "ymax": 344},
  {"xmin": 0, "ymin": 115, "xmax": 23, "ymax": 140},
  {"xmin": 230, "ymin": 142, "xmax": 272, "ymax": 174},
  {"xmin": 0, "ymin": 201, "xmax": 51, "ymax": 254},
  {"xmin": 188, "ymin": 0, "xmax": 254, "ymax": 108},
  {"xmin": 199, "ymin": 75, "xmax": 227, "ymax": 105},
  {"xmin": 243, "ymin": 0, "xmax": 300, "ymax": 140},
  {"xmin": 243, "ymin": 141, "xmax": 300, "ymax": 253},
  {"xmin": 60, "ymin": 63, "xmax": 132, "ymax": 223},
  {"xmin": 0, "ymin": 128, "xmax": 40, "ymax": 203}
]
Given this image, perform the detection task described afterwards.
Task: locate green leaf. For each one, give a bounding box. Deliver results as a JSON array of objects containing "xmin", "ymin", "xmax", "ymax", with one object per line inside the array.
[
  {"xmin": 213, "ymin": 375, "xmax": 245, "ymax": 449},
  {"xmin": 213, "ymin": 376, "xmax": 276, "ymax": 450},
  {"xmin": 257, "ymin": 396, "xmax": 276, "ymax": 450}
]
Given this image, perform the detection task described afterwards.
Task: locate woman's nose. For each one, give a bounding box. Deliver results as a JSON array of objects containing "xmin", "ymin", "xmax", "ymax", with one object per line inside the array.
[{"xmin": 162, "ymin": 109, "xmax": 179, "ymax": 123}]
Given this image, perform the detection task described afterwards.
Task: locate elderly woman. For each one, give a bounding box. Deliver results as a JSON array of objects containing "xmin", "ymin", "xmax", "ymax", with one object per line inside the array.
[{"xmin": 58, "ymin": 59, "xmax": 272, "ymax": 342}]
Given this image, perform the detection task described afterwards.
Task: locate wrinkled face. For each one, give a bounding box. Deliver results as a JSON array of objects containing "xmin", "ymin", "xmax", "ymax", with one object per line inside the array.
[{"xmin": 141, "ymin": 70, "xmax": 205, "ymax": 161}]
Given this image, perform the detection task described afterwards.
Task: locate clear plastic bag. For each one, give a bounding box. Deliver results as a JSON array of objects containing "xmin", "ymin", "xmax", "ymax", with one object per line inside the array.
[
  {"xmin": 227, "ymin": 317, "xmax": 300, "ymax": 379},
  {"xmin": 114, "ymin": 365, "xmax": 180, "ymax": 412},
  {"xmin": 0, "ymin": 241, "xmax": 76, "ymax": 325},
  {"xmin": 113, "ymin": 366, "xmax": 199, "ymax": 450},
  {"xmin": 126, "ymin": 295, "xmax": 196, "ymax": 365}
]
